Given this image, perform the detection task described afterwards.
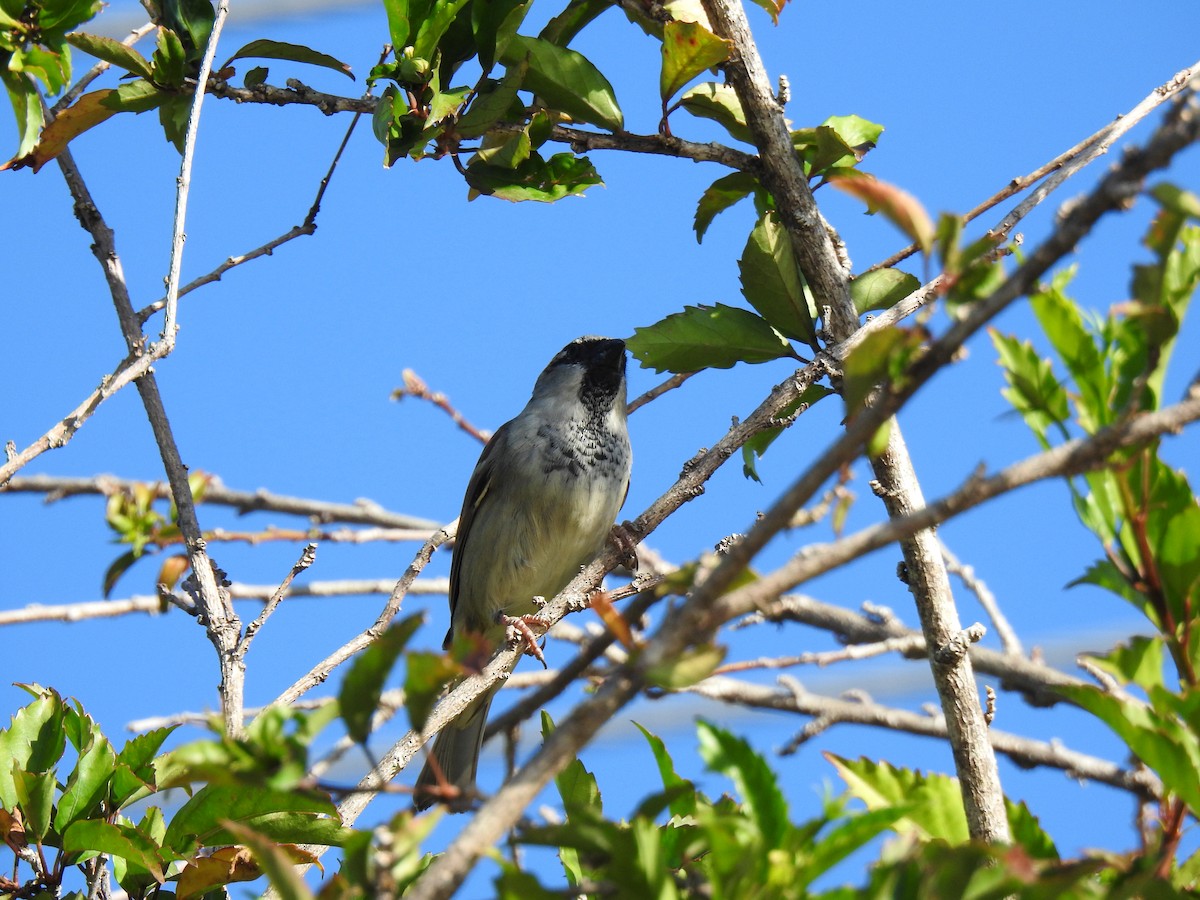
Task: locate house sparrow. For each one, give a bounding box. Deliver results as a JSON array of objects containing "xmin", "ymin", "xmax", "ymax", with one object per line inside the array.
[{"xmin": 414, "ymin": 336, "xmax": 633, "ymax": 810}]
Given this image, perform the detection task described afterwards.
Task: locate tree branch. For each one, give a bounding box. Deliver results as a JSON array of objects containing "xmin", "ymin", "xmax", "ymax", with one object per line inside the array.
[
  {"xmin": 688, "ymin": 675, "xmax": 1162, "ymax": 800},
  {"xmin": 1, "ymin": 473, "xmax": 441, "ymax": 530}
]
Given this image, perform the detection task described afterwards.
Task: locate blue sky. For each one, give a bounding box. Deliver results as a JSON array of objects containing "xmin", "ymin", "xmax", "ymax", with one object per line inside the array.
[{"xmin": 2, "ymin": 0, "xmax": 1199, "ymax": 892}]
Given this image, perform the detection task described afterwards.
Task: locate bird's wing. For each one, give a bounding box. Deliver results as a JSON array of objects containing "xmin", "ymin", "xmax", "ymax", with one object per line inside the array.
[{"xmin": 445, "ymin": 420, "xmax": 512, "ymax": 648}]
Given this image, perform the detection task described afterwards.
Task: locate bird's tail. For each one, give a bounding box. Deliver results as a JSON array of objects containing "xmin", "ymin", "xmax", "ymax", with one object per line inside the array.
[{"xmin": 413, "ymin": 686, "xmax": 497, "ymax": 812}]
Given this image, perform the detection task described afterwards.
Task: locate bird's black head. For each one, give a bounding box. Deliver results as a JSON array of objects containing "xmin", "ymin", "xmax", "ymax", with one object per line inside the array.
[{"xmin": 533, "ymin": 336, "xmax": 627, "ymax": 415}]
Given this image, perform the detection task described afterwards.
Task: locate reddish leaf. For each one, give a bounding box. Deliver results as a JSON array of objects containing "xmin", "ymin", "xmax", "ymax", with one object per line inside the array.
[{"xmin": 829, "ymin": 171, "xmax": 934, "ymax": 256}]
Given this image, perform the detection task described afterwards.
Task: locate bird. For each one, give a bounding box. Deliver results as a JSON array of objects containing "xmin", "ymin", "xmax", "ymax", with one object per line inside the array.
[{"xmin": 413, "ymin": 336, "xmax": 633, "ymax": 811}]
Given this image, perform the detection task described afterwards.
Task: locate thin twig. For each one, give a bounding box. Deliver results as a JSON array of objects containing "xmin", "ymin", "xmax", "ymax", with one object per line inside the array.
[
  {"xmin": 237, "ymin": 543, "xmax": 317, "ymax": 658},
  {"xmin": 392, "ymin": 369, "xmax": 492, "ymax": 444},
  {"xmin": 627, "ymin": 372, "xmax": 695, "ymax": 414},
  {"xmin": 690, "ymin": 675, "xmax": 1162, "ymax": 800},
  {"xmin": 941, "ymin": 541, "xmax": 1023, "ymax": 655},
  {"xmin": 2, "ymin": 473, "xmax": 442, "ymax": 530},
  {"xmin": 865, "ymin": 60, "xmax": 1200, "ymax": 273}
]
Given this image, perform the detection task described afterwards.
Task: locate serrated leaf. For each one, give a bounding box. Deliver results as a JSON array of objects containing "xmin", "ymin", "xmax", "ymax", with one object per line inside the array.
[
  {"xmin": 221, "ymin": 39, "xmax": 353, "ymax": 80},
  {"xmin": 62, "ymin": 820, "xmax": 167, "ymax": 883},
  {"xmin": 0, "ymin": 690, "xmax": 66, "ymax": 809},
  {"xmin": 697, "ymin": 719, "xmax": 788, "ymax": 846},
  {"xmin": 629, "ymin": 303, "xmax": 794, "ymax": 373},
  {"xmin": 850, "ymin": 268, "xmax": 919, "ymax": 314},
  {"xmin": 1005, "ymin": 797, "xmax": 1058, "ymax": 860},
  {"xmin": 66, "ymin": 31, "xmax": 153, "ymax": 77},
  {"xmin": 340, "ymin": 614, "xmax": 424, "ymax": 744},
  {"xmin": 633, "ymin": 723, "xmax": 696, "ymax": 819},
  {"xmin": 1057, "ymin": 685, "xmax": 1200, "ymax": 812},
  {"xmin": 660, "ymin": 20, "xmax": 730, "ymax": 103},
  {"xmin": 1085, "ymin": 636, "xmax": 1165, "ymax": 692},
  {"xmin": 54, "ymin": 728, "xmax": 116, "ymax": 831},
  {"xmin": 694, "ymin": 170, "xmax": 759, "ymax": 243},
  {"xmin": 500, "ymin": 35, "xmax": 622, "ymax": 131},
  {"xmin": 12, "ymin": 770, "xmax": 55, "ymax": 842},
  {"xmin": 739, "ymin": 211, "xmax": 817, "ymax": 345},
  {"xmin": 826, "ymin": 754, "xmax": 970, "ymax": 843},
  {"xmin": 542, "ymin": 712, "xmax": 603, "ymax": 820},
  {"xmin": 680, "ymin": 81, "xmax": 750, "ymax": 142},
  {"xmin": 830, "ymin": 171, "xmax": 934, "ymax": 256}
]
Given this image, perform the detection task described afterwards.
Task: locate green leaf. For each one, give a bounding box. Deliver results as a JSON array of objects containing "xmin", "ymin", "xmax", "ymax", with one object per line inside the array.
[
  {"xmin": 340, "ymin": 613, "xmax": 424, "ymax": 744},
  {"xmin": 66, "ymin": 31, "xmax": 153, "ymax": 78},
  {"xmin": 659, "ymin": 20, "xmax": 730, "ymax": 103},
  {"xmin": 163, "ymin": 784, "xmax": 346, "ymax": 854},
  {"xmin": 628, "ymin": 303, "xmax": 794, "ymax": 373},
  {"xmin": 988, "ymin": 329, "xmax": 1069, "ymax": 445},
  {"xmin": 475, "ymin": 0, "xmax": 531, "ymax": 72},
  {"xmin": 382, "ymin": 0, "xmax": 415, "ymax": 52},
  {"xmin": 842, "ymin": 327, "xmax": 923, "ymax": 417},
  {"xmin": 739, "ymin": 211, "xmax": 817, "ymax": 345},
  {"xmin": 62, "ymin": 820, "xmax": 168, "ymax": 882},
  {"xmin": 157, "ymin": 92, "xmax": 192, "ymax": 153},
  {"xmin": 12, "ymin": 769, "xmax": 56, "ymax": 841},
  {"xmin": 15, "ymin": 42, "xmax": 71, "ymax": 96},
  {"xmin": 1030, "ymin": 270, "xmax": 1105, "ymax": 430},
  {"xmin": 55, "ymin": 727, "xmax": 116, "ymax": 832},
  {"xmin": 542, "ymin": 711, "xmax": 603, "ymax": 821},
  {"xmin": 741, "ymin": 385, "xmax": 833, "ymax": 481},
  {"xmin": 221, "ymin": 39, "xmax": 353, "ymax": 80},
  {"xmin": 500, "ymin": 35, "xmax": 623, "ymax": 131},
  {"xmin": 102, "ymin": 79, "xmax": 165, "ymax": 113},
  {"xmin": 819, "ymin": 114, "xmax": 883, "ymax": 154},
  {"xmin": 2, "ymin": 70, "xmax": 44, "ymax": 165},
  {"xmin": 827, "ymin": 755, "xmax": 970, "ymax": 843},
  {"xmin": 680, "ymin": 81, "xmax": 750, "ymax": 142},
  {"xmin": 414, "ymin": 0, "xmax": 474, "ymax": 63},
  {"xmin": 34, "ymin": 0, "xmax": 102, "ymax": 34},
  {"xmin": 1005, "ymin": 797, "xmax": 1058, "ymax": 860},
  {"xmin": 633, "ymin": 722, "xmax": 696, "ymax": 819},
  {"xmin": 465, "ymin": 150, "xmax": 602, "ymax": 202},
  {"xmin": 804, "ymin": 807, "xmax": 909, "ymax": 882},
  {"xmin": 403, "ymin": 650, "xmax": 463, "ymax": 732},
  {"xmin": 474, "ymin": 127, "xmax": 531, "ymax": 169},
  {"xmin": 1086, "ymin": 636, "xmax": 1165, "ymax": 692},
  {"xmin": 1151, "ymin": 182, "xmax": 1200, "ymax": 221},
  {"xmin": 694, "ymin": 170, "xmax": 759, "ymax": 243},
  {"xmin": 162, "ymin": 0, "xmax": 216, "ymax": 56},
  {"xmin": 697, "ymin": 719, "xmax": 789, "ymax": 846},
  {"xmin": 850, "ymin": 268, "xmax": 919, "ymax": 314},
  {"xmin": 0, "ymin": 689, "xmax": 66, "ymax": 809},
  {"xmin": 455, "ymin": 68, "xmax": 524, "ymax": 138},
  {"xmin": 1059, "ymin": 684, "xmax": 1200, "ymax": 811},
  {"xmin": 645, "ymin": 644, "xmax": 725, "ymax": 689}
]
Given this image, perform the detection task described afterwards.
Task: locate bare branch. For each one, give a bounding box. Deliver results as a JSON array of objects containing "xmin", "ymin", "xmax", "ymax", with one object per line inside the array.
[
  {"xmin": 627, "ymin": 372, "xmax": 695, "ymax": 415},
  {"xmin": 689, "ymin": 675, "xmax": 1162, "ymax": 800},
  {"xmin": 866, "ymin": 60, "xmax": 1200, "ymax": 272},
  {"xmin": 237, "ymin": 543, "xmax": 318, "ymax": 658},
  {"xmin": 266, "ymin": 524, "xmax": 453, "ymax": 709},
  {"xmin": 2, "ymin": 473, "xmax": 441, "ymax": 530},
  {"xmin": 392, "ymin": 369, "xmax": 492, "ymax": 444}
]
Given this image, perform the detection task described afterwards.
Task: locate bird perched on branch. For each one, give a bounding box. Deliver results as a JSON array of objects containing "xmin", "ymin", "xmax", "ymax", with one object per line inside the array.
[{"xmin": 414, "ymin": 335, "xmax": 633, "ymax": 811}]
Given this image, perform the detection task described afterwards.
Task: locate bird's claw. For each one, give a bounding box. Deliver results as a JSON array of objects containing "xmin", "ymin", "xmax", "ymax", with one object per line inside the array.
[{"xmin": 497, "ymin": 611, "xmax": 549, "ymax": 668}]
